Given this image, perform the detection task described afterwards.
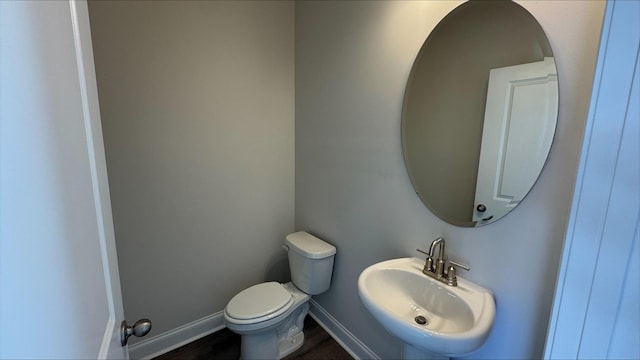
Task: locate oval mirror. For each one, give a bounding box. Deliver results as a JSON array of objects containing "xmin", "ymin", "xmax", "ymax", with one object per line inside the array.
[{"xmin": 402, "ymin": 0, "xmax": 558, "ymax": 227}]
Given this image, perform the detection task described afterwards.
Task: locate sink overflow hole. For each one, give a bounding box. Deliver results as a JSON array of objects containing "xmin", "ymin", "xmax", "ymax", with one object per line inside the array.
[{"xmin": 414, "ymin": 315, "xmax": 428, "ymax": 325}]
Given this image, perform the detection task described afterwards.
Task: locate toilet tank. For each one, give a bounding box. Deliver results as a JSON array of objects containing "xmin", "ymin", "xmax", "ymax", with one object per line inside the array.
[{"xmin": 285, "ymin": 231, "xmax": 336, "ymax": 295}]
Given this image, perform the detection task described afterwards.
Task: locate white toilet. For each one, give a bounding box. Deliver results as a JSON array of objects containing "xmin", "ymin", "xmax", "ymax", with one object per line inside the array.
[{"xmin": 224, "ymin": 231, "xmax": 336, "ymax": 359}]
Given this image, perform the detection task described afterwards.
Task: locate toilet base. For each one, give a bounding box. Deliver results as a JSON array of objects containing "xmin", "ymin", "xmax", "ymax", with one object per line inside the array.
[
  {"xmin": 239, "ymin": 301, "xmax": 309, "ymax": 359},
  {"xmin": 278, "ymin": 331, "xmax": 304, "ymax": 358}
]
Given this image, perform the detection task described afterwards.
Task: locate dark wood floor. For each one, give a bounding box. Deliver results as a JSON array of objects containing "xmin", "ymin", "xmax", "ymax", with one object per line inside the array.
[{"xmin": 152, "ymin": 316, "xmax": 353, "ymax": 360}]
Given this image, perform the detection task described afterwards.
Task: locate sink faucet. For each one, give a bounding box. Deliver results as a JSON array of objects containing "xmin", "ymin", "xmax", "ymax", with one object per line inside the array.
[
  {"xmin": 417, "ymin": 237, "xmax": 469, "ymax": 286},
  {"xmin": 428, "ymin": 237, "xmax": 446, "ymax": 277}
]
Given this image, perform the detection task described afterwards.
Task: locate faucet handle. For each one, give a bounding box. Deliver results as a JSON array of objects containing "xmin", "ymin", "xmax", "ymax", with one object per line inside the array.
[
  {"xmin": 445, "ymin": 260, "xmax": 469, "ymax": 286},
  {"xmin": 449, "ymin": 260, "xmax": 470, "ymax": 271},
  {"xmin": 416, "ymin": 249, "xmax": 434, "ymax": 273}
]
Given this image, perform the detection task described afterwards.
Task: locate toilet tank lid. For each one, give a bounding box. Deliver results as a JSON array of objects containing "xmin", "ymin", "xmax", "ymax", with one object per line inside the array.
[{"xmin": 285, "ymin": 231, "xmax": 336, "ymax": 259}]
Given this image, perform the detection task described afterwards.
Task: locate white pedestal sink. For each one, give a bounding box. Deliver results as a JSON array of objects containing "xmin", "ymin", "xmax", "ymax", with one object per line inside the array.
[{"xmin": 357, "ymin": 257, "xmax": 495, "ymax": 359}]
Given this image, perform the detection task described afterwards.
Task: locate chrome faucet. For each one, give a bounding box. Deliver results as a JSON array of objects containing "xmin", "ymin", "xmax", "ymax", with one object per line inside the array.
[
  {"xmin": 428, "ymin": 237, "xmax": 446, "ymax": 277},
  {"xmin": 417, "ymin": 237, "xmax": 469, "ymax": 286}
]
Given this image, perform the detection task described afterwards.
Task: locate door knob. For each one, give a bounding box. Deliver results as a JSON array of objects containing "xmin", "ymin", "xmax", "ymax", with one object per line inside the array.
[
  {"xmin": 120, "ymin": 319, "xmax": 152, "ymax": 346},
  {"xmin": 476, "ymin": 204, "xmax": 487, "ymax": 212}
]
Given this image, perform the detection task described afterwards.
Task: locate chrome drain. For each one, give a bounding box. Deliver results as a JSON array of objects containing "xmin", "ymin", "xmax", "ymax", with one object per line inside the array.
[{"xmin": 414, "ymin": 315, "xmax": 428, "ymax": 325}]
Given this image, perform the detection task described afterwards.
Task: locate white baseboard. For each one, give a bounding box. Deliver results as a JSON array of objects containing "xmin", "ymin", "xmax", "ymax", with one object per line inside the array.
[
  {"xmin": 128, "ymin": 300, "xmax": 378, "ymax": 360},
  {"xmin": 128, "ymin": 311, "xmax": 226, "ymax": 360},
  {"xmin": 308, "ymin": 299, "xmax": 379, "ymax": 360}
]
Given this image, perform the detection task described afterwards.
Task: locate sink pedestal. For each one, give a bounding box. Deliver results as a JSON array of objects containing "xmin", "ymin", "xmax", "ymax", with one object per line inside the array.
[{"xmin": 402, "ymin": 343, "xmax": 449, "ymax": 360}]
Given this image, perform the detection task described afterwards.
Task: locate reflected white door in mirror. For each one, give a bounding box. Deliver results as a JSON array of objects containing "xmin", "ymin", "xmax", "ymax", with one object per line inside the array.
[{"xmin": 473, "ymin": 57, "xmax": 558, "ymax": 224}]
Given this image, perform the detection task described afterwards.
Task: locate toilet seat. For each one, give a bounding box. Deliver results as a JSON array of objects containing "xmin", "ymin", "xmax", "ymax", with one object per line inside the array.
[{"xmin": 225, "ymin": 282, "xmax": 293, "ymax": 325}]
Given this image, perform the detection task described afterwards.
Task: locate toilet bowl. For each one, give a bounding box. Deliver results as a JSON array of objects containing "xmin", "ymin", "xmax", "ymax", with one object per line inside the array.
[{"xmin": 224, "ymin": 232, "xmax": 336, "ymax": 359}]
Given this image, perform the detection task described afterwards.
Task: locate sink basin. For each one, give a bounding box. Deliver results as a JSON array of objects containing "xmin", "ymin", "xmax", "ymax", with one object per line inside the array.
[{"xmin": 358, "ymin": 257, "xmax": 495, "ymax": 357}]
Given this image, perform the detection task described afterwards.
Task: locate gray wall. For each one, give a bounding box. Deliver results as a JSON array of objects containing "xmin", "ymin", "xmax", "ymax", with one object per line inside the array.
[
  {"xmin": 88, "ymin": 0, "xmax": 606, "ymax": 358},
  {"xmin": 88, "ymin": 1, "xmax": 295, "ymax": 341},
  {"xmin": 295, "ymin": 1, "xmax": 605, "ymax": 359}
]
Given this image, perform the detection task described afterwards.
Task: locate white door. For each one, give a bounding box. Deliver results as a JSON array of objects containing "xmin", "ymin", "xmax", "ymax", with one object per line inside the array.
[
  {"xmin": 1, "ymin": 1, "xmax": 129, "ymax": 358},
  {"xmin": 473, "ymin": 57, "xmax": 558, "ymax": 224},
  {"xmin": 545, "ymin": 0, "xmax": 639, "ymax": 357}
]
